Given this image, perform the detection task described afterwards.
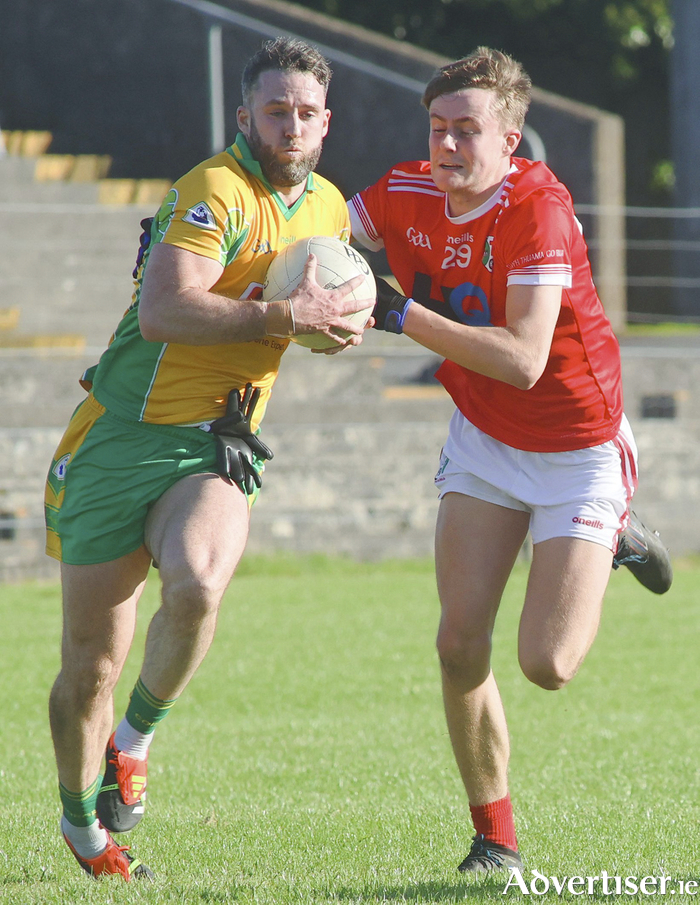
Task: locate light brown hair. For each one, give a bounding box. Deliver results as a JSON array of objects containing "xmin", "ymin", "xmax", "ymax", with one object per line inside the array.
[{"xmin": 422, "ymin": 47, "xmax": 532, "ymax": 131}]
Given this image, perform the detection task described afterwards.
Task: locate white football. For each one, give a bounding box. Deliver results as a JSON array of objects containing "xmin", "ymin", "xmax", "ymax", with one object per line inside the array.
[{"xmin": 262, "ymin": 235, "xmax": 375, "ymax": 350}]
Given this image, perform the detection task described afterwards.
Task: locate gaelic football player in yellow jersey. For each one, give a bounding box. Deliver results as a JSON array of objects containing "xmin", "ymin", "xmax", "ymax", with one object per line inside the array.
[{"xmin": 45, "ymin": 37, "xmax": 372, "ymax": 882}]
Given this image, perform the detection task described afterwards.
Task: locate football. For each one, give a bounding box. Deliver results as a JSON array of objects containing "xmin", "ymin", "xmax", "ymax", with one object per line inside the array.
[{"xmin": 262, "ymin": 236, "xmax": 376, "ymax": 350}]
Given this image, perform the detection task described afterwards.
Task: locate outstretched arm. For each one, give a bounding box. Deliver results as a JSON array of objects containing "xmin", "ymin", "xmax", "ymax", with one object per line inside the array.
[
  {"xmin": 404, "ymin": 284, "xmax": 562, "ymax": 389},
  {"xmin": 373, "ymin": 277, "xmax": 562, "ymax": 390}
]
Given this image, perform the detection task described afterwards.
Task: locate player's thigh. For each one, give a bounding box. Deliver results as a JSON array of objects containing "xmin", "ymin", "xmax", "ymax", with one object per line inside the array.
[
  {"xmin": 436, "ymin": 491, "xmax": 530, "ymax": 638},
  {"xmin": 518, "ymin": 536, "xmax": 612, "ymax": 688},
  {"xmin": 145, "ymin": 472, "xmax": 250, "ymax": 594},
  {"xmin": 59, "ymin": 547, "xmax": 151, "ymax": 679}
]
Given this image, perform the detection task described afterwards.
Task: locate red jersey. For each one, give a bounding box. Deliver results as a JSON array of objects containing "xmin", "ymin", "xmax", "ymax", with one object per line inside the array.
[{"xmin": 349, "ymin": 158, "xmax": 623, "ymax": 452}]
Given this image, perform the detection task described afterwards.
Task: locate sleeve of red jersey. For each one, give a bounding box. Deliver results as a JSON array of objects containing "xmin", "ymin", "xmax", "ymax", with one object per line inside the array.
[
  {"xmin": 498, "ymin": 191, "xmax": 575, "ymax": 289},
  {"xmin": 348, "ymin": 174, "xmax": 389, "ymax": 252}
]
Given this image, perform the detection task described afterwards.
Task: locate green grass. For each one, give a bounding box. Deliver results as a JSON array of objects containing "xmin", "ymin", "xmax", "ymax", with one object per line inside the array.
[
  {"xmin": 1, "ymin": 556, "xmax": 699, "ymax": 903},
  {"xmin": 625, "ymin": 322, "xmax": 700, "ymax": 336}
]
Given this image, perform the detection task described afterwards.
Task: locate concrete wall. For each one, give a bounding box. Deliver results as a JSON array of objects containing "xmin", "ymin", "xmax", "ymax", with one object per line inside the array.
[
  {"xmin": 2, "ymin": 335, "xmax": 699, "ymax": 584},
  {"xmin": 619, "ymin": 340, "xmax": 700, "ymax": 549}
]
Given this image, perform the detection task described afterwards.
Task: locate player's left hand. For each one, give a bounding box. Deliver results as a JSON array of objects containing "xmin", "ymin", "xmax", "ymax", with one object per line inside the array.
[{"xmin": 291, "ymin": 254, "xmax": 371, "ymax": 345}]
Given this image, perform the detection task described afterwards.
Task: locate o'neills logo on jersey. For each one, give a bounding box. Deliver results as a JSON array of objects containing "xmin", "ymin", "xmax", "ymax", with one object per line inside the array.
[
  {"xmin": 406, "ymin": 227, "xmax": 432, "ymax": 249},
  {"xmin": 572, "ymin": 516, "xmax": 604, "ymax": 530}
]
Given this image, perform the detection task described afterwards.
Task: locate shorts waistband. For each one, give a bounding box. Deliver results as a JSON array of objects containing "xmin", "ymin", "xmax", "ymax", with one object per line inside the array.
[{"xmin": 88, "ymin": 393, "xmax": 215, "ymax": 443}]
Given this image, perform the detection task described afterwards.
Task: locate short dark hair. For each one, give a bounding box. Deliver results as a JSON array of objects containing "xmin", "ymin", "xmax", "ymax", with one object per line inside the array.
[
  {"xmin": 422, "ymin": 47, "xmax": 532, "ymax": 131},
  {"xmin": 241, "ymin": 37, "xmax": 332, "ymax": 106}
]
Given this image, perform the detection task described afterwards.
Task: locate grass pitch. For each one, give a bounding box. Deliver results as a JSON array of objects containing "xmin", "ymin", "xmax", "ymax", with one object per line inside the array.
[{"xmin": 1, "ymin": 555, "xmax": 699, "ymax": 903}]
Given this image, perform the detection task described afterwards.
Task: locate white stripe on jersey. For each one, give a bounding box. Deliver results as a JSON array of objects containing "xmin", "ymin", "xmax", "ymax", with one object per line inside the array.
[
  {"xmin": 389, "ymin": 168, "xmax": 436, "ymax": 181},
  {"xmin": 509, "ymin": 265, "xmax": 572, "ymax": 276},
  {"xmin": 507, "ymin": 263, "xmax": 573, "ymax": 288},
  {"xmin": 508, "ymin": 274, "xmax": 573, "ymax": 288},
  {"xmin": 388, "ymin": 186, "xmax": 445, "ymax": 197},
  {"xmin": 387, "ymin": 169, "xmax": 444, "ymax": 197},
  {"xmin": 348, "ymin": 196, "xmax": 384, "ymax": 252}
]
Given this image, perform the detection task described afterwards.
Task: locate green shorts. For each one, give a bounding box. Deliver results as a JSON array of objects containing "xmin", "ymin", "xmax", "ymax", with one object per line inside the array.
[{"xmin": 45, "ymin": 394, "xmax": 264, "ymax": 565}]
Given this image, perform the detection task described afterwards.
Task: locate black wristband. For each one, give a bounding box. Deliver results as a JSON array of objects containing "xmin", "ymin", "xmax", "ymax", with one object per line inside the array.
[{"xmin": 373, "ymin": 276, "xmax": 414, "ymax": 334}]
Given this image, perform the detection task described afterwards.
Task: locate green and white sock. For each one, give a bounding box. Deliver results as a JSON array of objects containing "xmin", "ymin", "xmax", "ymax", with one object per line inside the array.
[
  {"xmin": 114, "ymin": 718, "xmax": 155, "ymax": 760},
  {"xmin": 115, "ymin": 677, "xmax": 178, "ymax": 759},
  {"xmin": 59, "ymin": 777, "xmax": 108, "ymax": 859}
]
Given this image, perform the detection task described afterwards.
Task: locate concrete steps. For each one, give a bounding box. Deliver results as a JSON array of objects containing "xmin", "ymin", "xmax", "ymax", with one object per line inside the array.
[
  {"xmin": 0, "ymin": 134, "xmax": 169, "ymax": 348},
  {"xmin": 0, "ymin": 427, "xmax": 64, "ymax": 581},
  {"xmin": 0, "ymin": 135, "xmax": 165, "ymax": 578},
  {"xmin": 0, "ymin": 154, "xmax": 155, "ymax": 347}
]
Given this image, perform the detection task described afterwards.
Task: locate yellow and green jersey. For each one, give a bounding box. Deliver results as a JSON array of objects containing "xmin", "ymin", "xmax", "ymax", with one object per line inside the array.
[{"xmin": 89, "ymin": 133, "xmax": 350, "ymax": 429}]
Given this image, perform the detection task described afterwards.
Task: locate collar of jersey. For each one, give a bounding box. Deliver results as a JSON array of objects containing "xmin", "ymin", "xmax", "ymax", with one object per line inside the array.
[
  {"xmin": 443, "ymin": 163, "xmax": 518, "ymax": 224},
  {"xmin": 228, "ymin": 134, "xmax": 318, "ymax": 220}
]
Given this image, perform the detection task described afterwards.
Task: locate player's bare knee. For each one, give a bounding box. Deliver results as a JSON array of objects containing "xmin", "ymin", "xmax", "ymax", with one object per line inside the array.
[
  {"xmin": 519, "ymin": 651, "xmax": 577, "ymax": 690},
  {"xmin": 436, "ymin": 627, "xmax": 491, "ymax": 689},
  {"xmin": 159, "ymin": 566, "xmax": 229, "ymax": 625},
  {"xmin": 53, "ymin": 654, "xmax": 121, "ymax": 712}
]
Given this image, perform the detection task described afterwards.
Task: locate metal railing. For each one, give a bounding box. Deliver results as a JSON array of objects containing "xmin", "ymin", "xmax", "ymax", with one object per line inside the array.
[
  {"xmin": 162, "ymin": 0, "xmax": 547, "ymax": 165},
  {"xmin": 576, "ymin": 203, "xmax": 700, "ymax": 320}
]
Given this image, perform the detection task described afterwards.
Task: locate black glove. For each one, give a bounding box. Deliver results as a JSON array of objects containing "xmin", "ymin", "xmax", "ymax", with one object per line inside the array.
[
  {"xmin": 373, "ymin": 276, "xmax": 414, "ymax": 333},
  {"xmin": 209, "ymin": 384, "xmax": 274, "ymax": 494},
  {"xmin": 132, "ymin": 217, "xmax": 154, "ymax": 279}
]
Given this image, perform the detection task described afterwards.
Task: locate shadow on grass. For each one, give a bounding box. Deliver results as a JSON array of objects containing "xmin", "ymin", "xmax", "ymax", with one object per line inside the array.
[{"xmin": 0, "ymin": 871, "xmax": 54, "ymax": 887}]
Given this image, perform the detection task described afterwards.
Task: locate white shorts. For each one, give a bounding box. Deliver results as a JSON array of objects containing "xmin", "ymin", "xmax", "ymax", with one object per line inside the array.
[{"xmin": 434, "ymin": 411, "xmax": 638, "ymax": 550}]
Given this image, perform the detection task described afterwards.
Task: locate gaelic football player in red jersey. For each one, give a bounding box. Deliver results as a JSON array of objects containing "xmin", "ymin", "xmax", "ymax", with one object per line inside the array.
[{"xmin": 350, "ymin": 47, "xmax": 672, "ymax": 874}]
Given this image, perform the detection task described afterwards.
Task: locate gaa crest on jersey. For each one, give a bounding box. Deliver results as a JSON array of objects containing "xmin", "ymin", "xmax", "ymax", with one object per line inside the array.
[
  {"xmin": 183, "ymin": 201, "xmax": 217, "ymax": 231},
  {"xmin": 482, "ymin": 236, "xmax": 494, "ymax": 273}
]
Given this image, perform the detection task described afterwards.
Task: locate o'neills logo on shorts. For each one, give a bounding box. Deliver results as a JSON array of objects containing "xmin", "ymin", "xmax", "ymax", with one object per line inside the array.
[{"xmin": 572, "ymin": 516, "xmax": 604, "ymax": 529}]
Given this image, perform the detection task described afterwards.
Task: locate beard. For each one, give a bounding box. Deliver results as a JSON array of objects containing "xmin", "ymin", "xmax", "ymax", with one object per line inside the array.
[{"xmin": 247, "ymin": 120, "xmax": 322, "ymax": 188}]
